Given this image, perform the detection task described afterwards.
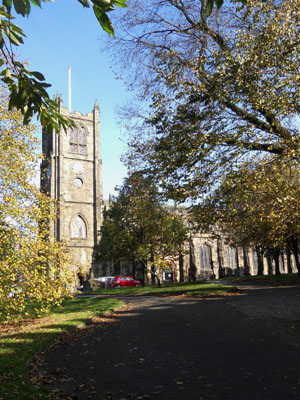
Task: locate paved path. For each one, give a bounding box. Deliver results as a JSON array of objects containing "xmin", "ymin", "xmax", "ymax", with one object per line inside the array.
[{"xmin": 36, "ymin": 285, "xmax": 300, "ymax": 399}]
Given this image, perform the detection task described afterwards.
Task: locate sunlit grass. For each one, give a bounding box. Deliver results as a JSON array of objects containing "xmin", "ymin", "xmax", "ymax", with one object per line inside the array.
[
  {"xmin": 86, "ymin": 281, "xmax": 237, "ymax": 296},
  {"xmin": 0, "ymin": 297, "xmax": 123, "ymax": 400}
]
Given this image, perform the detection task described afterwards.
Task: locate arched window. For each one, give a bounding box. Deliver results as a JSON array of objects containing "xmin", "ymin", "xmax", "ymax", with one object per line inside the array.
[
  {"xmin": 199, "ymin": 245, "xmax": 212, "ymax": 270},
  {"xmin": 70, "ymin": 124, "xmax": 87, "ymax": 155},
  {"xmin": 71, "ymin": 216, "xmax": 87, "ymax": 239},
  {"xmin": 226, "ymin": 247, "xmax": 238, "ymax": 270}
]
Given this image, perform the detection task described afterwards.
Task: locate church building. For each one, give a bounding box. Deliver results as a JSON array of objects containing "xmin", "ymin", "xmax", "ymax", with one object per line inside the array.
[{"xmin": 40, "ymin": 95, "xmax": 103, "ymax": 281}]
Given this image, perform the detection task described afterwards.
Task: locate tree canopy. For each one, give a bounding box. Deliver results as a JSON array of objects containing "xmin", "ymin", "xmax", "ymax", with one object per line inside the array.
[
  {"xmin": 97, "ymin": 172, "xmax": 188, "ymax": 284},
  {"xmin": 0, "ymin": 0, "xmax": 127, "ymax": 133},
  {"xmin": 109, "ymin": 0, "xmax": 300, "ymax": 203}
]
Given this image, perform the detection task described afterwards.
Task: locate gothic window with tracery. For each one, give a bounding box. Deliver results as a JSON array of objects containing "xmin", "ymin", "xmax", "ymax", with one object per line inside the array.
[
  {"xmin": 71, "ymin": 216, "xmax": 87, "ymax": 239},
  {"xmin": 199, "ymin": 244, "xmax": 212, "ymax": 270},
  {"xmin": 70, "ymin": 124, "xmax": 87, "ymax": 155}
]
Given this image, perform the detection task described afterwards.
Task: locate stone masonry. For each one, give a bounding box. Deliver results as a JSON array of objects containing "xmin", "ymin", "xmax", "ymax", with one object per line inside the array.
[{"xmin": 40, "ymin": 95, "xmax": 103, "ymax": 279}]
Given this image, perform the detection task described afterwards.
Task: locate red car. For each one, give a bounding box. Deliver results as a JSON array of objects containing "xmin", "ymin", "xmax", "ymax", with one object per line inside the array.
[{"xmin": 110, "ymin": 276, "xmax": 141, "ymax": 288}]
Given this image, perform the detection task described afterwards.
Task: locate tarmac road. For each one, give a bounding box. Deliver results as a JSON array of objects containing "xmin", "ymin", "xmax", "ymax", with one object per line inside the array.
[{"xmin": 36, "ymin": 286, "xmax": 300, "ymax": 400}]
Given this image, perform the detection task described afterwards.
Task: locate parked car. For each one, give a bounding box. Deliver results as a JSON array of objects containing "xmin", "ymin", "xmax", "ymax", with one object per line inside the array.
[
  {"xmin": 95, "ymin": 276, "xmax": 115, "ymax": 284},
  {"xmin": 110, "ymin": 276, "xmax": 141, "ymax": 288}
]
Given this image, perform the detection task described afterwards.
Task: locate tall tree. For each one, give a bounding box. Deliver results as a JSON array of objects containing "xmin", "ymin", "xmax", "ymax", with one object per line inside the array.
[
  {"xmin": 109, "ymin": 0, "xmax": 300, "ymax": 202},
  {"xmin": 97, "ymin": 172, "xmax": 188, "ymax": 285},
  {"xmin": 0, "ymin": 91, "xmax": 74, "ymax": 322}
]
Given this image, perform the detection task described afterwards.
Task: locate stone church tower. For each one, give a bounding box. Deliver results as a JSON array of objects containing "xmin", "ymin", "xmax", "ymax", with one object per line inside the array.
[{"xmin": 40, "ymin": 95, "xmax": 103, "ymax": 279}]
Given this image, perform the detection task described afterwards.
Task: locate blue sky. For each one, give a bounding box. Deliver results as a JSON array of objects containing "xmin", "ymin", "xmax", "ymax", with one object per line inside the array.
[{"xmin": 15, "ymin": 0, "xmax": 129, "ymax": 199}]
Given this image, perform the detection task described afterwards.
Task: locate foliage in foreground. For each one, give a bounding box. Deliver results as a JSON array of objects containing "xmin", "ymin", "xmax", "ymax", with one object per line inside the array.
[
  {"xmin": 0, "ymin": 92, "xmax": 74, "ymax": 322},
  {"xmin": 0, "ymin": 0, "xmax": 127, "ymax": 133},
  {"xmin": 0, "ymin": 296, "xmax": 122, "ymax": 400}
]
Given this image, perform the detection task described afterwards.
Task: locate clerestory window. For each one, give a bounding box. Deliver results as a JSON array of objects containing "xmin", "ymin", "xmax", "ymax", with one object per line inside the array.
[{"xmin": 70, "ymin": 124, "xmax": 87, "ymax": 155}]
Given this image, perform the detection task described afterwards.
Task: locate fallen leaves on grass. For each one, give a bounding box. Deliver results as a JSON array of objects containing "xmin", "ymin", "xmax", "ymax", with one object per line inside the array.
[{"xmin": 27, "ymin": 303, "xmax": 132, "ymax": 397}]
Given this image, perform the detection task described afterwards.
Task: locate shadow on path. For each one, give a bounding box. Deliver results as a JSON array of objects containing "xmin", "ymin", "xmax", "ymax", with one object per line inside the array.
[{"xmin": 35, "ymin": 287, "xmax": 300, "ymax": 400}]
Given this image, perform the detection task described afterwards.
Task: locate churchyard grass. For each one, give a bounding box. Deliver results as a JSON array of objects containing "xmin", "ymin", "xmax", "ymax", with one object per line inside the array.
[
  {"xmin": 86, "ymin": 281, "xmax": 237, "ymax": 296},
  {"xmin": 0, "ymin": 296, "xmax": 123, "ymax": 400}
]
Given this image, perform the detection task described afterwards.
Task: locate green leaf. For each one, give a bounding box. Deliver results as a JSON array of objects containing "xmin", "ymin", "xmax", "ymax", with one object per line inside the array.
[
  {"xmin": 29, "ymin": 0, "xmax": 41, "ymax": 6},
  {"xmin": 1, "ymin": 23, "xmax": 26, "ymax": 47},
  {"xmin": 113, "ymin": 0, "xmax": 127, "ymax": 8},
  {"xmin": 39, "ymin": 81, "xmax": 51, "ymax": 88},
  {"xmin": 7, "ymin": 88, "xmax": 18, "ymax": 110},
  {"xmin": 30, "ymin": 70, "xmax": 46, "ymax": 81},
  {"xmin": 92, "ymin": 0, "xmax": 114, "ymax": 11},
  {"xmin": 2, "ymin": 0, "xmax": 12, "ymax": 12},
  {"xmin": 7, "ymin": 29, "xmax": 24, "ymax": 45},
  {"xmin": 77, "ymin": 0, "xmax": 89, "ymax": 7},
  {"xmin": 13, "ymin": 0, "xmax": 31, "ymax": 16},
  {"xmin": 0, "ymin": 5, "xmax": 12, "ymax": 17},
  {"xmin": 23, "ymin": 105, "xmax": 32, "ymax": 123},
  {"xmin": 215, "ymin": 0, "xmax": 223, "ymax": 8},
  {"xmin": 93, "ymin": 4, "xmax": 114, "ymax": 36},
  {"xmin": 205, "ymin": 0, "xmax": 214, "ymax": 17},
  {"xmin": 8, "ymin": 22, "xmax": 26, "ymax": 36}
]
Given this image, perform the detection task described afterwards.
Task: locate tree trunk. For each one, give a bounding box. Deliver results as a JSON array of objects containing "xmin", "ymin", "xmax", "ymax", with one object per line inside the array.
[
  {"xmin": 156, "ymin": 274, "xmax": 161, "ymax": 288},
  {"xmin": 189, "ymin": 239, "xmax": 197, "ymax": 281},
  {"xmin": 242, "ymin": 249, "xmax": 250, "ymax": 276},
  {"xmin": 256, "ymin": 246, "xmax": 264, "ymax": 276},
  {"xmin": 178, "ymin": 253, "xmax": 184, "ymax": 282},
  {"xmin": 273, "ymin": 247, "xmax": 281, "ymax": 276},
  {"xmin": 140, "ymin": 261, "xmax": 146, "ymax": 286},
  {"xmin": 266, "ymin": 250, "xmax": 274, "ymax": 275},
  {"xmin": 150, "ymin": 252, "xmax": 156, "ymax": 285}
]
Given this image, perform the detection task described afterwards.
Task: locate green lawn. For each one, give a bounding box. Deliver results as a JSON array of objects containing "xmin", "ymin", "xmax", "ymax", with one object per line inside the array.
[
  {"xmin": 0, "ymin": 296, "xmax": 123, "ymax": 400},
  {"xmin": 84, "ymin": 281, "xmax": 237, "ymax": 296}
]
